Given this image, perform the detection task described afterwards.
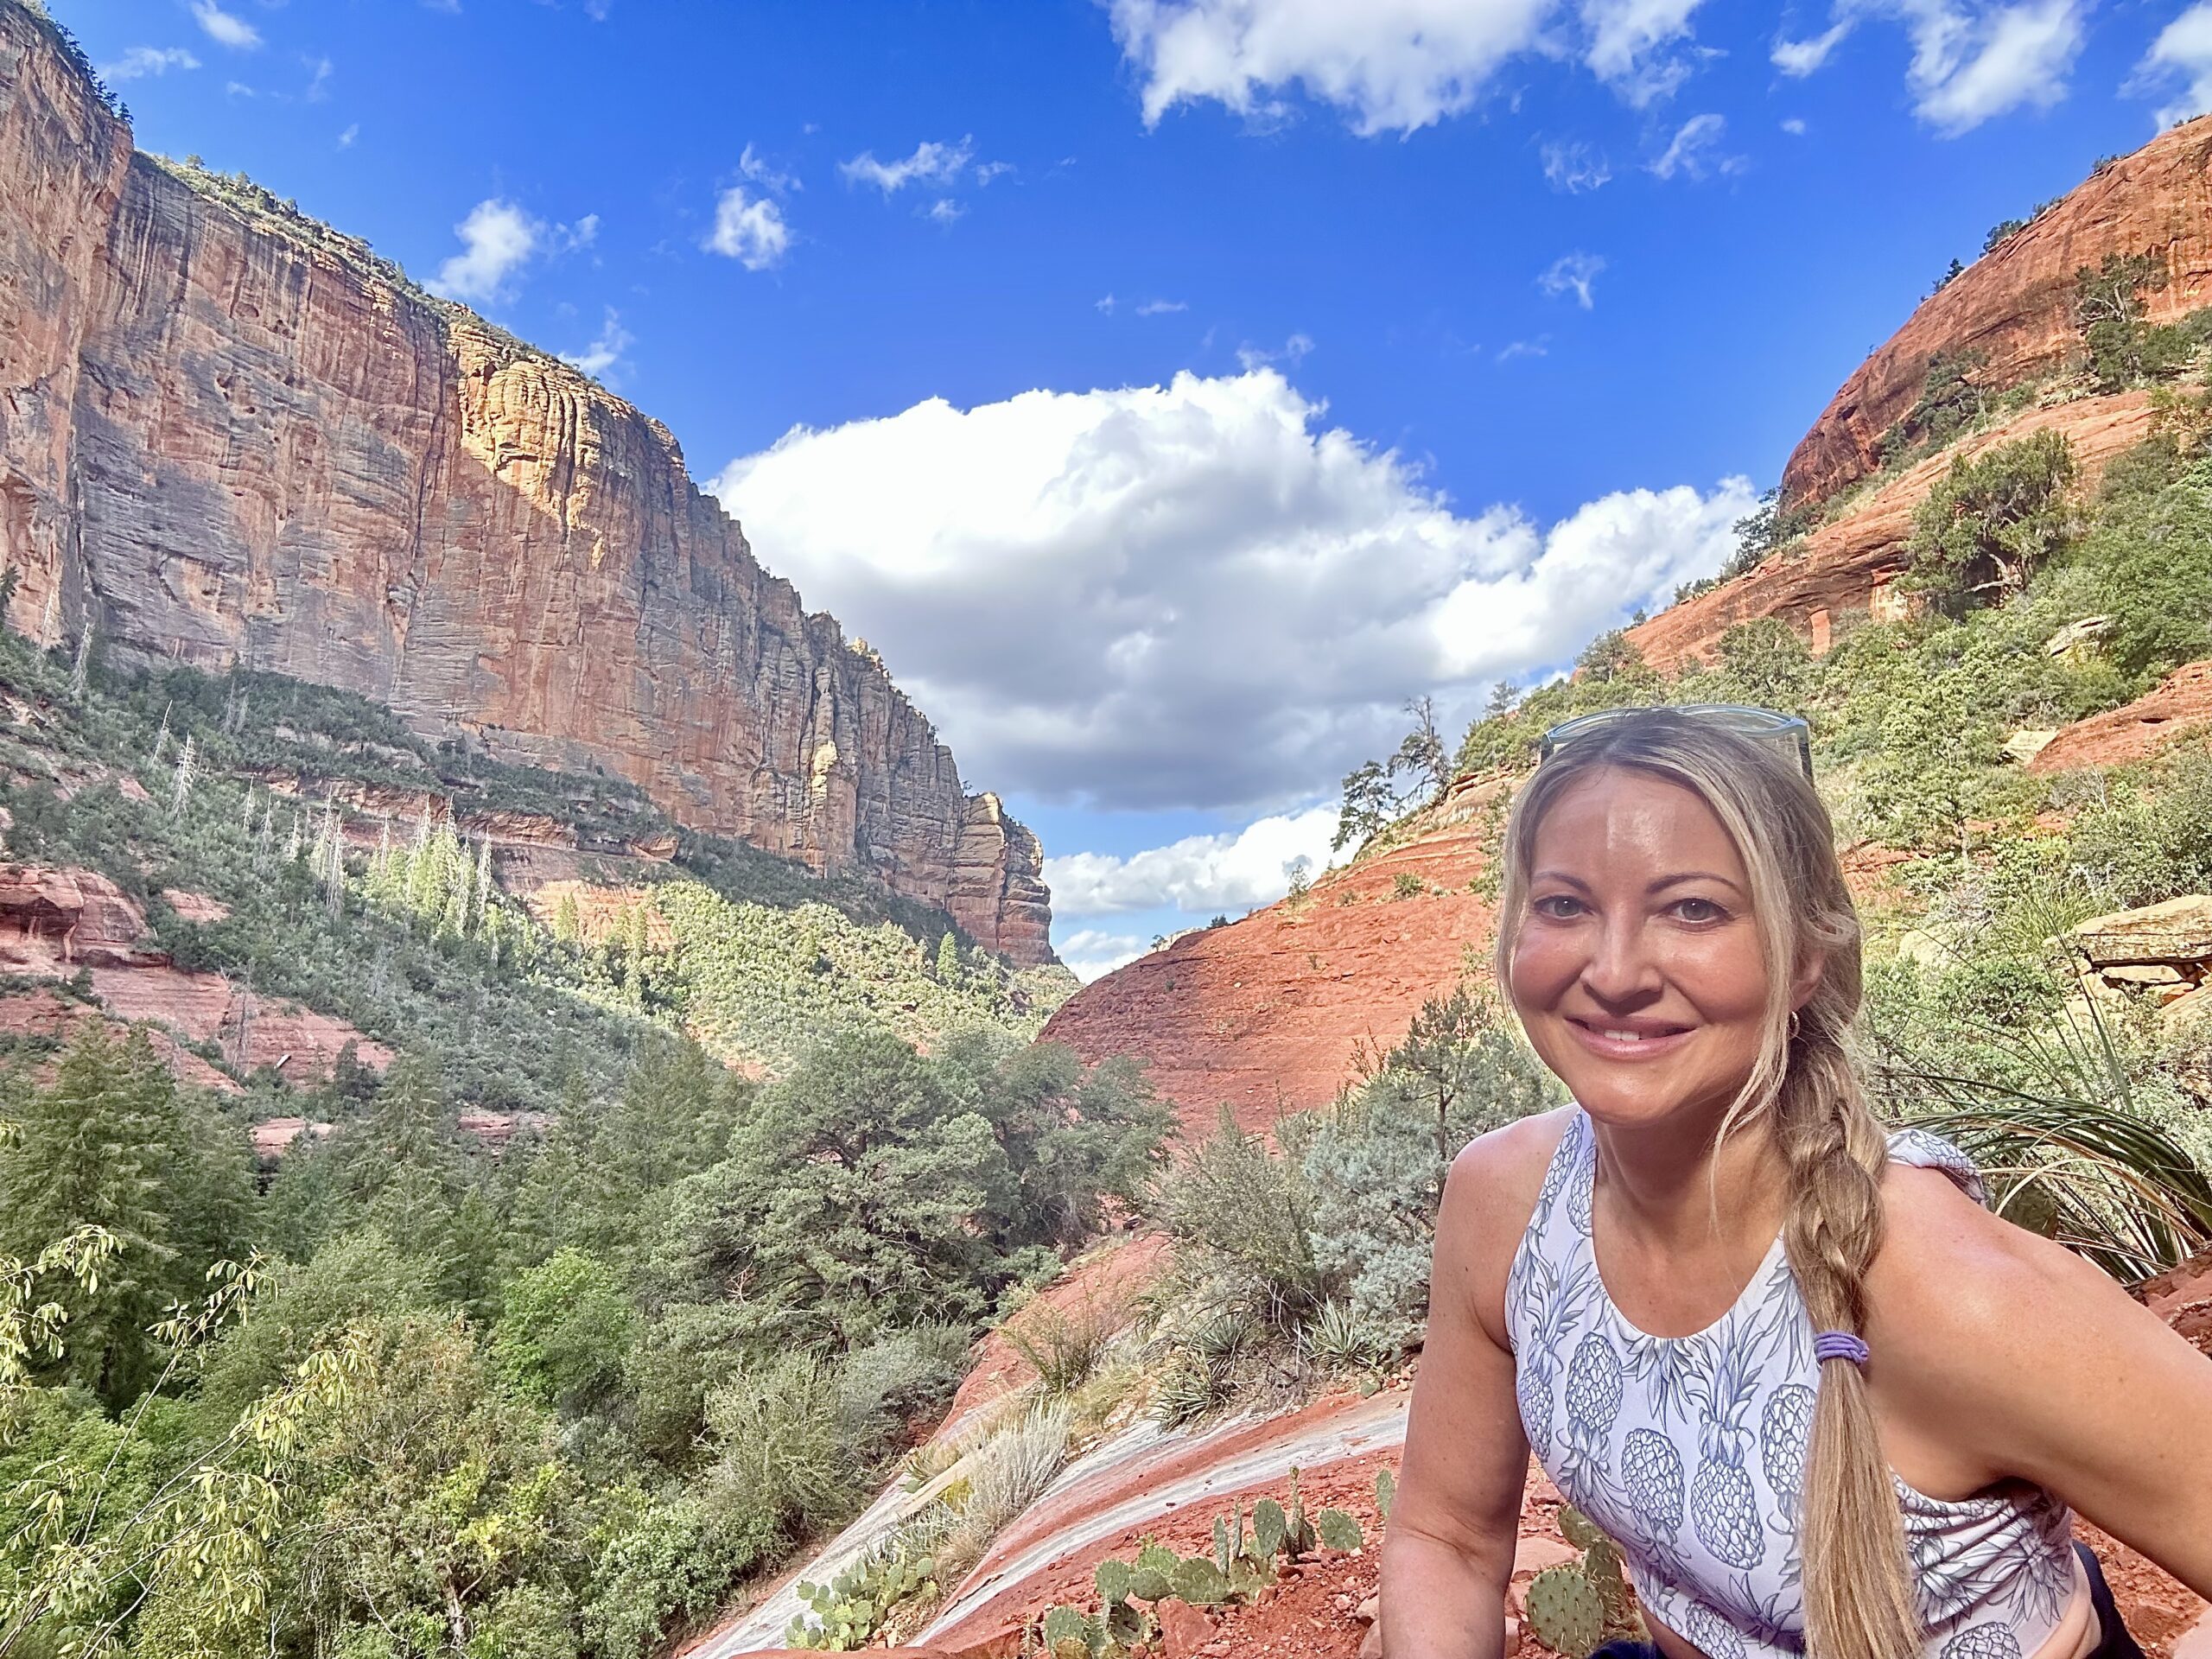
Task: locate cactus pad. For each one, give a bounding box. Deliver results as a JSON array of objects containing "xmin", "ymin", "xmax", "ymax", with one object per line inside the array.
[
  {"xmin": 1314, "ymin": 1508, "xmax": 1363, "ymax": 1551},
  {"xmin": 1096, "ymin": 1559, "xmax": 1134, "ymax": 1605},
  {"xmin": 1169, "ymin": 1554, "xmax": 1232, "ymax": 1607},
  {"xmin": 1250, "ymin": 1498, "xmax": 1287, "ymax": 1562},
  {"xmin": 1525, "ymin": 1565, "xmax": 1605, "ymax": 1659}
]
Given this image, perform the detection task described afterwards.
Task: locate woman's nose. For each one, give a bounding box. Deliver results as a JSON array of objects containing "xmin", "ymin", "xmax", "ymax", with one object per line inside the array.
[{"xmin": 1580, "ymin": 912, "xmax": 1660, "ymax": 1002}]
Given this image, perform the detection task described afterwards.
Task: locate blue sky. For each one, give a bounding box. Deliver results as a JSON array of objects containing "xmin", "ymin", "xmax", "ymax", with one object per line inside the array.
[{"xmin": 67, "ymin": 0, "xmax": 2212, "ymax": 976}]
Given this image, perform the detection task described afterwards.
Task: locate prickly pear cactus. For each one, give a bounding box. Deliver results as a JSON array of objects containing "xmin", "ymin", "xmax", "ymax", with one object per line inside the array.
[
  {"xmin": 1525, "ymin": 1564, "xmax": 1606, "ymax": 1659},
  {"xmin": 1129, "ymin": 1541, "xmax": 1178, "ymax": 1601},
  {"xmin": 1375, "ymin": 1466, "xmax": 1395, "ymax": 1522},
  {"xmin": 1169, "ymin": 1554, "xmax": 1231, "ymax": 1608},
  {"xmin": 1250, "ymin": 1497, "xmax": 1287, "ymax": 1564},
  {"xmin": 1043, "ymin": 1604, "xmax": 1097, "ymax": 1656},
  {"xmin": 1213, "ymin": 1513, "xmax": 1232, "ymax": 1575},
  {"xmin": 1314, "ymin": 1508, "xmax": 1363, "ymax": 1551},
  {"xmin": 1558, "ymin": 1504, "xmax": 1603, "ymax": 1551},
  {"xmin": 1096, "ymin": 1558, "xmax": 1134, "ymax": 1605}
]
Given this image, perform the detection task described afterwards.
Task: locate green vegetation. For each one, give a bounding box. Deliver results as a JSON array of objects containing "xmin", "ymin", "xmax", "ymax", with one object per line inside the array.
[
  {"xmin": 1524, "ymin": 1508, "xmax": 1643, "ymax": 1657},
  {"xmin": 1141, "ymin": 981, "xmax": 1562, "ymax": 1413},
  {"xmin": 0, "ymin": 1010, "xmax": 1168, "ymax": 1656}
]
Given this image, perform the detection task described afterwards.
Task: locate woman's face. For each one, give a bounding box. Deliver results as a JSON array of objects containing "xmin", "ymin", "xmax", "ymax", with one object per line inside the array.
[{"xmin": 1507, "ymin": 766, "xmax": 1781, "ymax": 1131}]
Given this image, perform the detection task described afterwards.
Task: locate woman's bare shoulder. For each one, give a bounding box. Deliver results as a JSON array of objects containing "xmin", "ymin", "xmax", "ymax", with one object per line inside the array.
[{"xmin": 1437, "ymin": 1107, "xmax": 1578, "ymax": 1338}]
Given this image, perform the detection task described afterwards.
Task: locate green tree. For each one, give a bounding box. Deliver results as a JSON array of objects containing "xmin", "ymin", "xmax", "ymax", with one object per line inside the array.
[
  {"xmin": 0, "ymin": 1024, "xmax": 231, "ymax": 1407},
  {"xmin": 492, "ymin": 1247, "xmax": 633, "ymax": 1414},
  {"xmin": 1905, "ymin": 430, "xmax": 2078, "ymax": 604},
  {"xmin": 664, "ymin": 1029, "xmax": 1014, "ymax": 1342}
]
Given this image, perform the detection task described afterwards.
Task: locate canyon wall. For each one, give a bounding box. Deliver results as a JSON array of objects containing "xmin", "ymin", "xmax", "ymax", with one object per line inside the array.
[{"xmin": 0, "ymin": 2, "xmax": 1052, "ymax": 963}]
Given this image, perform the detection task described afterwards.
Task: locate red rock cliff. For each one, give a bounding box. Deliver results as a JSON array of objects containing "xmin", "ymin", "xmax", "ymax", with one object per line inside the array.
[
  {"xmin": 1630, "ymin": 116, "xmax": 2212, "ymax": 672},
  {"xmin": 0, "ymin": 2, "xmax": 1053, "ymax": 964},
  {"xmin": 1783, "ymin": 117, "xmax": 2212, "ymax": 510}
]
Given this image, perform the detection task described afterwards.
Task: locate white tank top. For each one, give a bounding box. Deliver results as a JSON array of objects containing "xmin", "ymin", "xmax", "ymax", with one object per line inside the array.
[{"xmin": 1505, "ymin": 1109, "xmax": 2080, "ymax": 1659}]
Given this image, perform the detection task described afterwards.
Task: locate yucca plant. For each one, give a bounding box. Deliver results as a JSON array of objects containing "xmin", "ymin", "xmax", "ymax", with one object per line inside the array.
[{"xmin": 1866, "ymin": 902, "xmax": 2212, "ymax": 1281}]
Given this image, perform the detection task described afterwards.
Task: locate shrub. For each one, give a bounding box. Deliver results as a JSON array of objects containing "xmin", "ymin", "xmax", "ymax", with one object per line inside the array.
[{"xmin": 1904, "ymin": 430, "xmax": 2078, "ymax": 604}]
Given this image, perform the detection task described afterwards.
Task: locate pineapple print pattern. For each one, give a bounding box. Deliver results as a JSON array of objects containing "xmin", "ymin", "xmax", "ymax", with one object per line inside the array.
[{"xmin": 1504, "ymin": 1109, "xmax": 2082, "ymax": 1659}]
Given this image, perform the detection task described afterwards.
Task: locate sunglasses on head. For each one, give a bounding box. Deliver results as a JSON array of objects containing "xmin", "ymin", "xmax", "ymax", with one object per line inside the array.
[{"xmin": 1537, "ymin": 702, "xmax": 1815, "ymax": 782}]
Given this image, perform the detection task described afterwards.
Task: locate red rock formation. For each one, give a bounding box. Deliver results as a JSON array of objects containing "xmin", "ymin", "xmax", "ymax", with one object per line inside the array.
[
  {"xmin": 0, "ymin": 863, "xmax": 162, "ymax": 969},
  {"xmin": 2031, "ymin": 659, "xmax": 2212, "ymax": 774},
  {"xmin": 1042, "ymin": 775, "xmax": 1507, "ymax": 1135},
  {"xmin": 1783, "ymin": 118, "xmax": 2212, "ymax": 508},
  {"xmin": 0, "ymin": 859, "xmax": 391, "ymax": 1084},
  {"xmin": 1628, "ymin": 392, "xmax": 2156, "ymax": 673},
  {"xmin": 0, "ymin": 3, "xmax": 1053, "ymax": 964}
]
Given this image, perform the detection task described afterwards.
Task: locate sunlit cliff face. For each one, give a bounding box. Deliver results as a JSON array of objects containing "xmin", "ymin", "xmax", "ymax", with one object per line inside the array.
[{"xmin": 1507, "ymin": 767, "xmax": 1776, "ymax": 1132}]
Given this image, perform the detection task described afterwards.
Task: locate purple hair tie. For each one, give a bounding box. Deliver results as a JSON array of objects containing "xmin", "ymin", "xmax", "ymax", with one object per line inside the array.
[{"xmin": 1814, "ymin": 1331, "xmax": 1870, "ymax": 1368}]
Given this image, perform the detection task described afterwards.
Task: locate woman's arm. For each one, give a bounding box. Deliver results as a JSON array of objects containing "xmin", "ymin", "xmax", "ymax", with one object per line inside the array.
[
  {"xmin": 1871, "ymin": 1166, "xmax": 2212, "ymax": 1596},
  {"xmin": 1381, "ymin": 1118, "xmax": 1564, "ymax": 1658}
]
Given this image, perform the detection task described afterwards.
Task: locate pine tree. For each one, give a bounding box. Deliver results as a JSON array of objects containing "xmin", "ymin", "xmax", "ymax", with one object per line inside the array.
[
  {"xmin": 0, "ymin": 1024, "xmax": 188, "ymax": 1407},
  {"xmin": 936, "ymin": 931, "xmax": 961, "ymax": 984}
]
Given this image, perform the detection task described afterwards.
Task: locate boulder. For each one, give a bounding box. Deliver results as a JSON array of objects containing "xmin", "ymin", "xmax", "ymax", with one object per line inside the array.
[{"xmin": 2071, "ymin": 896, "xmax": 2212, "ymax": 969}]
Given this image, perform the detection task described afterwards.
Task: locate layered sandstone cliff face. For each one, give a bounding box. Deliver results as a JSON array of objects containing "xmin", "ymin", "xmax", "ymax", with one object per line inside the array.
[
  {"xmin": 1628, "ymin": 116, "xmax": 2212, "ymax": 671},
  {"xmin": 1782, "ymin": 116, "xmax": 2212, "ymax": 508},
  {"xmin": 0, "ymin": 3, "xmax": 1052, "ymax": 963}
]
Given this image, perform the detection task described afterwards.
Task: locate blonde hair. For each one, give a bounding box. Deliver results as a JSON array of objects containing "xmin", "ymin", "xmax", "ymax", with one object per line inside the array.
[{"xmin": 1491, "ymin": 709, "xmax": 1918, "ymax": 1659}]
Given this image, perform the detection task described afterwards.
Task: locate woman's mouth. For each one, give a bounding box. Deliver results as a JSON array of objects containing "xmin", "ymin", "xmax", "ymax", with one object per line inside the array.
[{"xmin": 1564, "ymin": 1016, "xmax": 1695, "ymax": 1060}]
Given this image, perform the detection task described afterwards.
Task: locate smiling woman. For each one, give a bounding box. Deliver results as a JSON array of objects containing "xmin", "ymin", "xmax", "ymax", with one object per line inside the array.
[{"xmin": 1378, "ymin": 706, "xmax": 2212, "ymax": 1659}]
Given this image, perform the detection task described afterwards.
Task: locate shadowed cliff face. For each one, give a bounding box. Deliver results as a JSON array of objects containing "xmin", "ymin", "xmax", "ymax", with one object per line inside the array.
[{"xmin": 0, "ymin": 2, "xmax": 1053, "ymax": 963}]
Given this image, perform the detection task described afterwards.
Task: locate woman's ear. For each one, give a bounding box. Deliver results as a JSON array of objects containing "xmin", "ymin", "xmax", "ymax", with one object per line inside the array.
[{"xmin": 1789, "ymin": 955, "xmax": 1824, "ymax": 1013}]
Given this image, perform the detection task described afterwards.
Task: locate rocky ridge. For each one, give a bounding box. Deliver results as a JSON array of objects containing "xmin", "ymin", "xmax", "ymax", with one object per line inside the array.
[
  {"xmin": 1632, "ymin": 114, "xmax": 2212, "ymax": 672},
  {"xmin": 0, "ymin": 0, "xmax": 1052, "ymax": 964}
]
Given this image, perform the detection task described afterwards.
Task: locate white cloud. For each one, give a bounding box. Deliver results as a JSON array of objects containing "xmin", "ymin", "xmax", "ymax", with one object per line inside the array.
[
  {"xmin": 1047, "ymin": 805, "xmax": 1340, "ymax": 918},
  {"xmin": 1649, "ymin": 111, "xmax": 1733, "ymax": 178},
  {"xmin": 560, "ymin": 307, "xmax": 633, "ymax": 379},
  {"xmin": 709, "ymin": 370, "xmax": 1755, "ymax": 812},
  {"xmin": 840, "ymin": 137, "xmax": 976, "ymax": 194},
  {"xmin": 1497, "ymin": 337, "xmax": 1550, "ymax": 360},
  {"xmin": 190, "ymin": 1, "xmax": 261, "ymax": 49},
  {"xmin": 1539, "ymin": 251, "xmax": 1605, "ymax": 308},
  {"xmin": 2138, "ymin": 3, "xmax": 2212, "ymax": 127},
  {"xmin": 338, "ymin": 122, "xmax": 359, "ymax": 147},
  {"xmin": 739, "ymin": 142, "xmax": 799, "ymax": 194},
  {"xmin": 1057, "ymin": 928, "xmax": 1152, "ymax": 982},
  {"xmin": 302, "ymin": 54, "xmax": 333, "ymax": 100},
  {"xmin": 1915, "ymin": 0, "xmax": 2082, "ymax": 131},
  {"xmin": 926, "ymin": 198, "xmax": 966, "ymax": 226},
  {"xmin": 1236, "ymin": 332, "xmax": 1313, "ymax": 371},
  {"xmin": 1780, "ymin": 116, "xmax": 1809, "ymax": 133},
  {"xmin": 1137, "ymin": 298, "xmax": 1189, "ymax": 315},
  {"xmin": 1581, "ymin": 0, "xmax": 1707, "ymax": 103},
  {"xmin": 976, "ymin": 160, "xmax": 1017, "ymax": 183},
  {"xmin": 1541, "ymin": 138, "xmax": 1611, "ymax": 191},
  {"xmin": 102, "ymin": 46, "xmax": 200, "ymax": 80},
  {"xmin": 1774, "ymin": 2, "xmax": 2084, "ymax": 133},
  {"xmin": 705, "ymin": 185, "xmax": 791, "ymax": 270},
  {"xmin": 1773, "ymin": 18, "xmax": 1853, "ymax": 73},
  {"xmin": 1096, "ymin": 294, "xmax": 1119, "ymax": 314},
  {"xmin": 427, "ymin": 199, "xmax": 540, "ymax": 303},
  {"xmin": 1107, "ymin": 0, "xmax": 1560, "ymax": 136}
]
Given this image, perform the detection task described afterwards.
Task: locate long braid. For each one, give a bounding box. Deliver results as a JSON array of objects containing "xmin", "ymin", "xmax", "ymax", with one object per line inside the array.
[{"xmin": 1776, "ymin": 1027, "xmax": 1922, "ymax": 1659}]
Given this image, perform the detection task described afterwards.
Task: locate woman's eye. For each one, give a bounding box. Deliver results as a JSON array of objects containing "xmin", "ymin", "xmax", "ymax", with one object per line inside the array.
[
  {"xmin": 1533, "ymin": 893, "xmax": 1584, "ymax": 919},
  {"xmin": 1672, "ymin": 897, "xmax": 1727, "ymax": 924}
]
